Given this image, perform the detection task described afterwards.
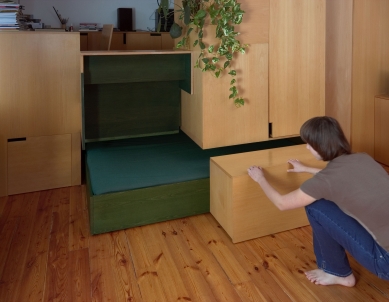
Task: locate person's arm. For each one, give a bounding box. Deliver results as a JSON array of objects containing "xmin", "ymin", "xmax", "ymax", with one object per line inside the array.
[
  {"xmin": 287, "ymin": 159, "xmax": 322, "ymax": 175},
  {"xmin": 247, "ymin": 165, "xmax": 316, "ymax": 211}
]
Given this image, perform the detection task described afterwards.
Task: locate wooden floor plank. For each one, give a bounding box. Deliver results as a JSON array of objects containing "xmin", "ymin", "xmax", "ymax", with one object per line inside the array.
[
  {"xmin": 155, "ymin": 220, "xmax": 218, "ymax": 302},
  {"xmin": 141, "ymin": 222, "xmax": 192, "ymax": 301},
  {"xmin": 110, "ymin": 231, "xmax": 143, "ymax": 301},
  {"xmin": 69, "ymin": 185, "xmax": 89, "ymax": 251},
  {"xmin": 206, "ymin": 213, "xmax": 292, "ymax": 302},
  {"xmin": 68, "ymin": 248, "xmax": 92, "ymax": 302},
  {"xmin": 1, "ymin": 185, "xmax": 388, "ymax": 301},
  {"xmin": 0, "ymin": 196, "xmax": 6, "ymax": 217},
  {"xmin": 43, "ymin": 188, "xmax": 71, "ymax": 302},
  {"xmin": 0, "ymin": 192, "xmax": 40, "ymax": 302},
  {"xmin": 15, "ymin": 190, "xmax": 56, "ymax": 302},
  {"xmin": 191, "ymin": 215, "xmax": 252, "ymax": 285},
  {"xmin": 125, "ymin": 226, "xmax": 168, "ymax": 301},
  {"xmin": 250, "ymin": 238, "xmax": 320, "ymax": 301},
  {"xmin": 175, "ymin": 215, "xmax": 243, "ymax": 301},
  {"xmin": 0, "ymin": 216, "xmax": 20, "ymax": 280}
]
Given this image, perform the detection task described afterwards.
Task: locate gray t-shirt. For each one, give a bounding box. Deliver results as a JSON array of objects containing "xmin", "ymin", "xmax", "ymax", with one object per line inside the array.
[{"xmin": 301, "ymin": 153, "xmax": 389, "ymax": 252}]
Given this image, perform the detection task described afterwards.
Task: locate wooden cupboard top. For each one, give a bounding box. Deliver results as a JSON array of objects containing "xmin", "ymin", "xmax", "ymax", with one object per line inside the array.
[{"xmin": 211, "ymin": 145, "xmax": 327, "ymax": 177}]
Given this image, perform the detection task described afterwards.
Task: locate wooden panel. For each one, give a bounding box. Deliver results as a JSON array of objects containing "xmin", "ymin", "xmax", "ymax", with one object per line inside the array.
[
  {"xmin": 100, "ymin": 24, "xmax": 113, "ymax": 51},
  {"xmin": 269, "ymin": 0, "xmax": 325, "ymax": 137},
  {"xmin": 236, "ymin": 0, "xmax": 270, "ymax": 44},
  {"xmin": 86, "ymin": 32, "xmax": 101, "ymax": 50},
  {"xmin": 111, "ymin": 32, "xmax": 126, "ymax": 50},
  {"xmin": 71, "ymin": 132, "xmax": 81, "ymax": 185},
  {"xmin": 325, "ymin": 0, "xmax": 353, "ymax": 141},
  {"xmin": 80, "ymin": 33, "xmax": 88, "ymax": 51},
  {"xmin": 351, "ymin": 0, "xmax": 389, "ymax": 155},
  {"xmin": 210, "ymin": 161, "xmax": 233, "ymax": 236},
  {"xmin": 210, "ymin": 145, "xmax": 327, "ymax": 243},
  {"xmin": 203, "ymin": 43, "xmax": 269, "ymax": 148},
  {"xmin": 180, "ymin": 24, "xmax": 269, "ymax": 149},
  {"xmin": 126, "ymin": 32, "xmax": 161, "ymax": 50},
  {"xmin": 0, "ymin": 32, "xmax": 81, "ymax": 138},
  {"xmin": 0, "ymin": 32, "xmax": 81, "ymax": 197},
  {"xmin": 161, "ymin": 33, "xmax": 174, "ymax": 50},
  {"xmin": 8, "ymin": 135, "xmax": 72, "ymax": 195},
  {"xmin": 374, "ymin": 95, "xmax": 389, "ymax": 165},
  {"xmin": 0, "ymin": 135, "xmax": 6, "ymax": 196}
]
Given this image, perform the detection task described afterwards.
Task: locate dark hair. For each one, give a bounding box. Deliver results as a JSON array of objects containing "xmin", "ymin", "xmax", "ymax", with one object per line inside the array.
[{"xmin": 300, "ymin": 116, "xmax": 351, "ymax": 161}]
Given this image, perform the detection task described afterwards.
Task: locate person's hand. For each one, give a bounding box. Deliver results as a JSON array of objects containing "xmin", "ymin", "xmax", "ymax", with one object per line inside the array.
[
  {"xmin": 247, "ymin": 165, "xmax": 265, "ymax": 183},
  {"xmin": 287, "ymin": 159, "xmax": 307, "ymax": 173}
]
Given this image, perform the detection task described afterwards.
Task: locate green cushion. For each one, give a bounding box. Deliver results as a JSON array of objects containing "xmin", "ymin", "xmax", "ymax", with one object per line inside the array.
[{"xmin": 86, "ymin": 132, "xmax": 301, "ymax": 195}]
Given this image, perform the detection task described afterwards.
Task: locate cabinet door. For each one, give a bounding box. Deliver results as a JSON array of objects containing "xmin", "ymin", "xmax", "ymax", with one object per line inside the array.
[
  {"xmin": 269, "ymin": 0, "xmax": 325, "ymax": 137},
  {"xmin": 126, "ymin": 33, "xmax": 162, "ymax": 50},
  {"xmin": 87, "ymin": 32, "xmax": 102, "ymax": 50},
  {"xmin": 111, "ymin": 32, "xmax": 126, "ymax": 50},
  {"xmin": 161, "ymin": 33, "xmax": 174, "ymax": 50},
  {"xmin": 7, "ymin": 135, "xmax": 72, "ymax": 195},
  {"xmin": 80, "ymin": 33, "xmax": 88, "ymax": 51}
]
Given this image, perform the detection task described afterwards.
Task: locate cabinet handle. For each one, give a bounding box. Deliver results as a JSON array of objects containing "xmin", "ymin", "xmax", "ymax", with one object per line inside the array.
[
  {"xmin": 8, "ymin": 137, "xmax": 26, "ymax": 142},
  {"xmin": 123, "ymin": 33, "xmax": 126, "ymax": 44},
  {"xmin": 150, "ymin": 33, "xmax": 161, "ymax": 37}
]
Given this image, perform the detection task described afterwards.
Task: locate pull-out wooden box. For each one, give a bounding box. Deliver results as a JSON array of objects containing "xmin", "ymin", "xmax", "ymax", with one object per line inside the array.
[{"xmin": 210, "ymin": 145, "xmax": 327, "ymax": 243}]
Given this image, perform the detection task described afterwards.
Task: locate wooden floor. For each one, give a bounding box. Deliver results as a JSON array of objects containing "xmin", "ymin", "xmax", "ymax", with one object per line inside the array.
[{"xmin": 0, "ymin": 185, "xmax": 388, "ymax": 302}]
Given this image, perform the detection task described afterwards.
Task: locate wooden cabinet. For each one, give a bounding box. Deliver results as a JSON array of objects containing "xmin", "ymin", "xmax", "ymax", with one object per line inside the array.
[
  {"xmin": 269, "ymin": 0, "xmax": 325, "ymax": 138},
  {"xmin": 326, "ymin": 0, "xmax": 389, "ymax": 155},
  {"xmin": 179, "ymin": 0, "xmax": 271, "ymax": 149},
  {"xmin": 0, "ymin": 32, "xmax": 81, "ymax": 196},
  {"xmin": 8, "ymin": 135, "xmax": 72, "ymax": 195},
  {"xmin": 178, "ymin": 0, "xmax": 325, "ymax": 149},
  {"xmin": 80, "ymin": 31, "xmax": 174, "ymax": 51}
]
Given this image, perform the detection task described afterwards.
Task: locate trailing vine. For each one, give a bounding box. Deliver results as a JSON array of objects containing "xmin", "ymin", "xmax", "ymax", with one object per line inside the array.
[{"xmin": 158, "ymin": 0, "xmax": 247, "ymax": 107}]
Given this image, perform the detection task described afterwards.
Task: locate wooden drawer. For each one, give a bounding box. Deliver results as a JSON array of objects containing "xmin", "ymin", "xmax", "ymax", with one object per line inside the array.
[
  {"xmin": 7, "ymin": 134, "xmax": 72, "ymax": 195},
  {"xmin": 210, "ymin": 145, "xmax": 326, "ymax": 243}
]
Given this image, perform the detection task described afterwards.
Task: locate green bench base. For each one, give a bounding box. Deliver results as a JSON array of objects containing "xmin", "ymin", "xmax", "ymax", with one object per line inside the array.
[{"xmin": 86, "ymin": 167, "xmax": 209, "ymax": 235}]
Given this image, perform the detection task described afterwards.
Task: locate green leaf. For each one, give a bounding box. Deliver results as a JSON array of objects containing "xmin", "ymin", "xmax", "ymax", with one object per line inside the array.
[
  {"xmin": 195, "ymin": 9, "xmax": 207, "ymax": 20},
  {"xmin": 224, "ymin": 61, "xmax": 230, "ymax": 69},
  {"xmin": 212, "ymin": 57, "xmax": 220, "ymax": 63},
  {"xmin": 230, "ymin": 79, "xmax": 236, "ymax": 85},
  {"xmin": 208, "ymin": 45, "xmax": 214, "ymax": 53},
  {"xmin": 234, "ymin": 98, "xmax": 245, "ymax": 107},
  {"xmin": 228, "ymin": 70, "xmax": 237, "ymax": 76},
  {"xmin": 193, "ymin": 39, "xmax": 199, "ymax": 47},
  {"xmin": 202, "ymin": 58, "xmax": 210, "ymax": 64},
  {"xmin": 199, "ymin": 41, "xmax": 205, "ymax": 49}
]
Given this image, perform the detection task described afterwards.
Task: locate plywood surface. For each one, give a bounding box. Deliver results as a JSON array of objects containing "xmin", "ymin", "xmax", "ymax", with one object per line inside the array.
[
  {"xmin": 7, "ymin": 135, "xmax": 72, "ymax": 195},
  {"xmin": 351, "ymin": 0, "xmax": 389, "ymax": 155},
  {"xmin": 325, "ymin": 0, "xmax": 353, "ymax": 141},
  {"xmin": 269, "ymin": 0, "xmax": 326, "ymax": 137},
  {"xmin": 210, "ymin": 144, "xmax": 327, "ymax": 242},
  {"xmin": 374, "ymin": 95, "xmax": 389, "ymax": 165}
]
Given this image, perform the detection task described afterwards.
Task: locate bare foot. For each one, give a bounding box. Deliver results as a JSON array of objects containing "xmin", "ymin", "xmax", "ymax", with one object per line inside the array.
[{"xmin": 305, "ymin": 269, "xmax": 356, "ymax": 287}]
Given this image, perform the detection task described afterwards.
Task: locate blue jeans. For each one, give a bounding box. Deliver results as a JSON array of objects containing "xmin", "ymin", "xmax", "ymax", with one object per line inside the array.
[{"xmin": 305, "ymin": 199, "xmax": 389, "ymax": 280}]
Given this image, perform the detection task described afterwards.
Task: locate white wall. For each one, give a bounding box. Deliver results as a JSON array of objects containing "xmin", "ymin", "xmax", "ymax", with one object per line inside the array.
[{"xmin": 20, "ymin": 0, "xmax": 173, "ymax": 31}]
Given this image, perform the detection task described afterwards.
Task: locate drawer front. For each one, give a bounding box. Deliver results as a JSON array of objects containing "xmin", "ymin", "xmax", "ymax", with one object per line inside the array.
[{"xmin": 8, "ymin": 134, "xmax": 72, "ymax": 195}]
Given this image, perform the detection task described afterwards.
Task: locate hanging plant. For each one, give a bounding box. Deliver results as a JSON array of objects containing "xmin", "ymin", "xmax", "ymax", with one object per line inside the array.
[{"xmin": 158, "ymin": 0, "xmax": 247, "ymax": 107}]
